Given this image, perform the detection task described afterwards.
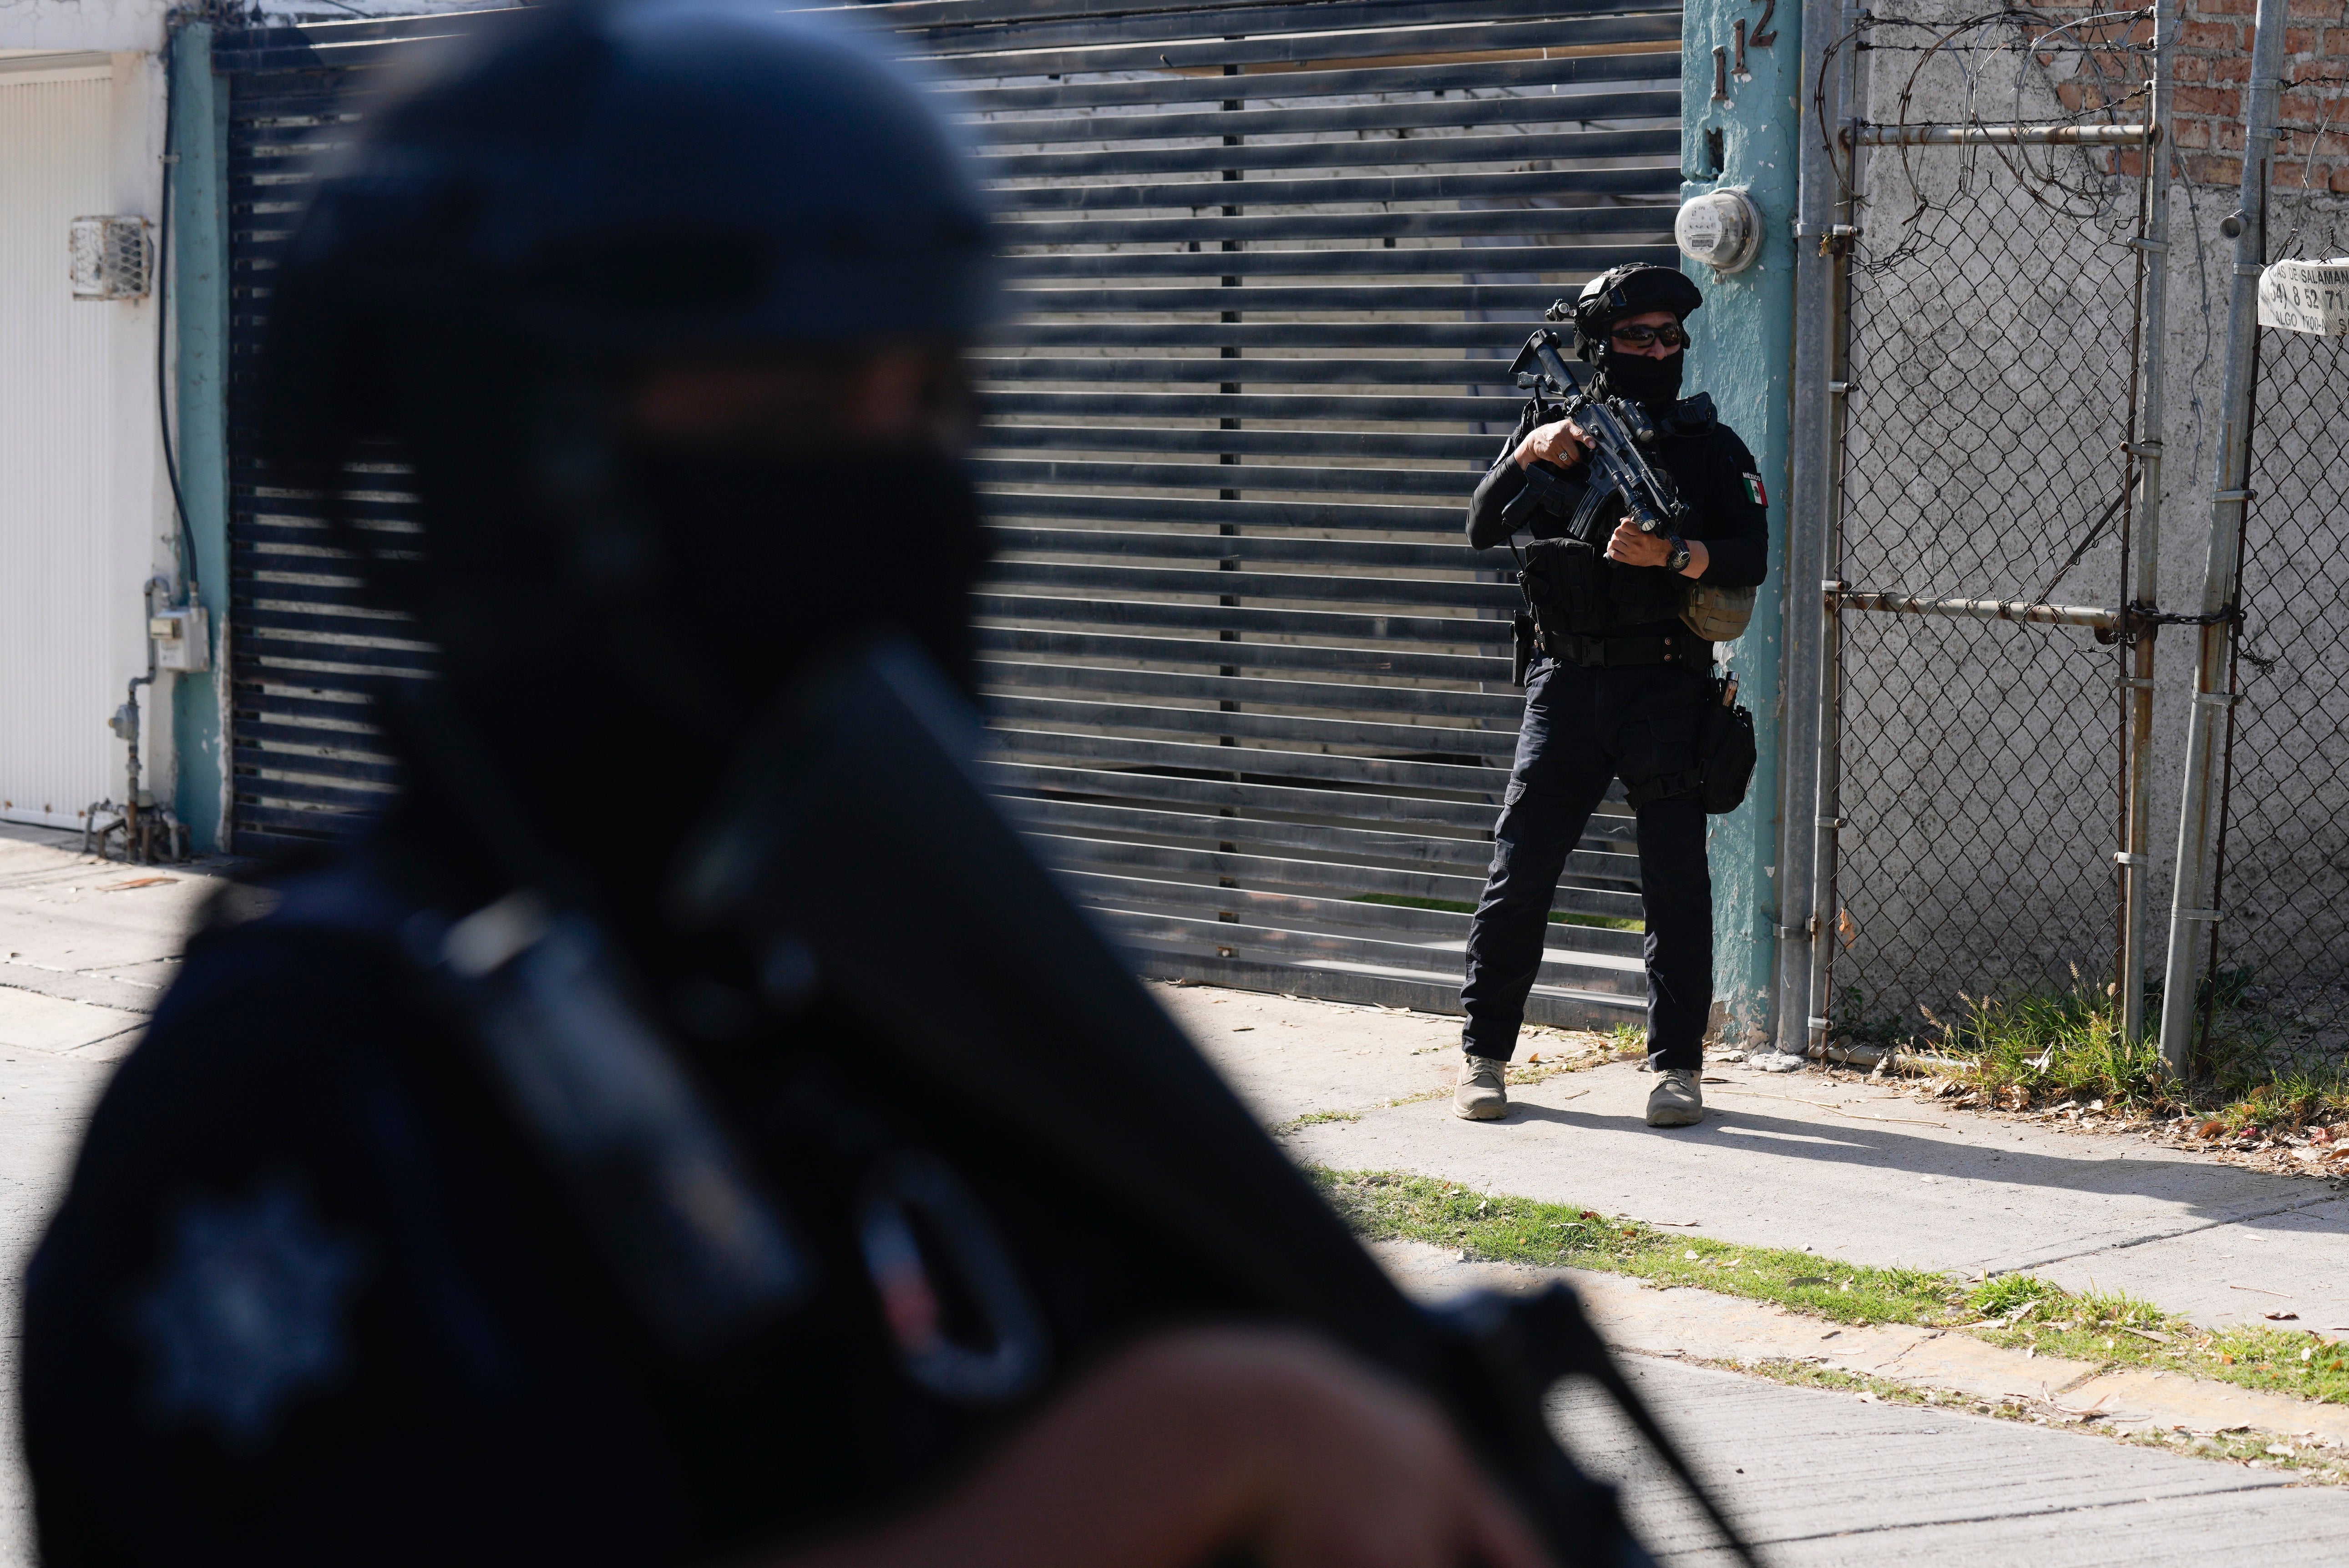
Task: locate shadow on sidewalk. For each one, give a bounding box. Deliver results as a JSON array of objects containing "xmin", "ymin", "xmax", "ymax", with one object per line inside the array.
[{"xmin": 1503, "ymin": 1098, "xmax": 2346, "ymax": 1235}]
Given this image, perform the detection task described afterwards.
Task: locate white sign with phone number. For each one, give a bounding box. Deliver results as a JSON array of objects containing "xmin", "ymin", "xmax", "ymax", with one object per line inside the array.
[{"xmin": 2257, "ymin": 258, "xmax": 2349, "ymax": 336}]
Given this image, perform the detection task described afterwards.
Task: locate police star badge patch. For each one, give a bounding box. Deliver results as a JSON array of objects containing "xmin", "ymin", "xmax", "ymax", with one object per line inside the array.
[
  {"xmin": 1742, "ymin": 473, "xmax": 1767, "ymax": 506},
  {"xmin": 137, "ymin": 1179, "xmax": 365, "ymax": 1445}
]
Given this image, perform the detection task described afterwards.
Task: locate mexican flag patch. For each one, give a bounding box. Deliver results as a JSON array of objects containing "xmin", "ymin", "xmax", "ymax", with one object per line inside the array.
[{"xmin": 1742, "ymin": 473, "xmax": 1767, "ymax": 507}]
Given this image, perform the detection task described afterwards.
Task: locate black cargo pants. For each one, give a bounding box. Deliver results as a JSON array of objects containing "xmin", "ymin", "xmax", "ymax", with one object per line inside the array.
[{"xmin": 1459, "ymin": 653, "xmax": 1711, "ymax": 1072}]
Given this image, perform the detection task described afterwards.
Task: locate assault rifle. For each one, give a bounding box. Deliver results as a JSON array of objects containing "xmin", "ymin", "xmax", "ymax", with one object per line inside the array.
[
  {"xmin": 658, "ymin": 639, "xmax": 1765, "ymax": 1568},
  {"xmin": 1498, "ymin": 311, "xmax": 1693, "ymax": 543}
]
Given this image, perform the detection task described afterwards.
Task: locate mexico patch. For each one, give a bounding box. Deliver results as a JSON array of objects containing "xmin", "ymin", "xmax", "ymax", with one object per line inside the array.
[{"xmin": 1742, "ymin": 473, "xmax": 1767, "ymax": 507}]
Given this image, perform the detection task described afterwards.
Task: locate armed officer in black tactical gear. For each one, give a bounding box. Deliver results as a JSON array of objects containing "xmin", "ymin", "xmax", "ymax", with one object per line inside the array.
[
  {"xmin": 16, "ymin": 7, "xmax": 1695, "ymax": 1568},
  {"xmin": 1452, "ymin": 264, "xmax": 1769, "ymax": 1130}
]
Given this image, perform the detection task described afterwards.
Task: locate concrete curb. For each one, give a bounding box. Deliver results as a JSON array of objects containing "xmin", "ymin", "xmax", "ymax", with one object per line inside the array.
[{"xmin": 1375, "ymin": 1240, "xmax": 2349, "ymax": 1447}]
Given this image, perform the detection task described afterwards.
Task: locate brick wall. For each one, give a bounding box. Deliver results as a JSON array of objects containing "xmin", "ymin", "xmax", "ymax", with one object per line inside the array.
[
  {"xmin": 2170, "ymin": 0, "xmax": 2349, "ymax": 190},
  {"xmin": 2040, "ymin": 0, "xmax": 2349, "ymax": 190},
  {"xmin": 2161, "ymin": 0, "xmax": 2349, "ymax": 191}
]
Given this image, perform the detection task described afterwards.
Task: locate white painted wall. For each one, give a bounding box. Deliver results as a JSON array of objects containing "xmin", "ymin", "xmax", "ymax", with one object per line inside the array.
[
  {"xmin": 0, "ymin": 5, "xmax": 485, "ymax": 837},
  {"xmin": 0, "ymin": 0, "xmax": 491, "ymax": 55},
  {"xmin": 0, "ymin": 56, "xmax": 168, "ymax": 831}
]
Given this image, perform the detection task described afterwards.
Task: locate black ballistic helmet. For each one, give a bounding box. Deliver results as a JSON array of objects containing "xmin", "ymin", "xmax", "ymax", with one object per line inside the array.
[
  {"xmin": 275, "ymin": 0, "xmax": 998, "ymax": 356},
  {"xmin": 258, "ymin": 0, "xmax": 1001, "ymax": 655},
  {"xmin": 1567, "ymin": 262, "xmax": 1704, "ymax": 359}
]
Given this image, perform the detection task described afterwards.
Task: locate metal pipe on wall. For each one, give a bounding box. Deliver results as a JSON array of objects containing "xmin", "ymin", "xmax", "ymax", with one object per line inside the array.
[
  {"xmin": 2118, "ymin": 0, "xmax": 2177, "ymax": 1048},
  {"xmin": 2156, "ymin": 0, "xmax": 2287, "ymax": 1074},
  {"xmin": 1850, "ymin": 122, "xmax": 2151, "ymax": 146},
  {"xmin": 1772, "ymin": 0, "xmax": 1845, "ymax": 1062},
  {"xmin": 1830, "ymin": 592, "xmax": 2118, "ymax": 630}
]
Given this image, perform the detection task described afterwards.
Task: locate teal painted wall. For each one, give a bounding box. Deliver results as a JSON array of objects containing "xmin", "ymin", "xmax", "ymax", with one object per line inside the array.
[
  {"xmin": 1682, "ymin": 0, "xmax": 1800, "ymax": 1046},
  {"xmin": 167, "ymin": 23, "xmax": 231, "ymax": 853}
]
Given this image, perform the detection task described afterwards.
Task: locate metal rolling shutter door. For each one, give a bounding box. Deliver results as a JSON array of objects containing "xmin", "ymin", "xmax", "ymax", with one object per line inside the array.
[
  {"xmin": 918, "ymin": 0, "xmax": 1681, "ymax": 1026},
  {"xmin": 222, "ymin": 48, "xmax": 426, "ymax": 856},
  {"xmin": 215, "ymin": 3, "xmax": 1681, "ymax": 1030}
]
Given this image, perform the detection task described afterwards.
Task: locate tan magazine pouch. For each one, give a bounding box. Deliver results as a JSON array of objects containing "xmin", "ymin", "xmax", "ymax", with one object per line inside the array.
[{"xmin": 1681, "ymin": 581, "xmax": 1756, "ymax": 643}]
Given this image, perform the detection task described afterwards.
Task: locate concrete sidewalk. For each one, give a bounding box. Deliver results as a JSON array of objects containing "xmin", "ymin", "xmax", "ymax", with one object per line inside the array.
[
  {"xmin": 1165, "ymin": 982, "xmax": 2349, "ymax": 1334},
  {"xmin": 0, "ymin": 823, "xmax": 225, "ymax": 1563},
  {"xmin": 0, "ymin": 822, "xmax": 216, "ymax": 1060},
  {"xmin": 3, "ymin": 828, "xmax": 2347, "ymax": 1562}
]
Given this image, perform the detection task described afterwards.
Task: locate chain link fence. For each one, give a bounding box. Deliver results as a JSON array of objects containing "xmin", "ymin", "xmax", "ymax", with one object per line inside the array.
[
  {"xmin": 1818, "ymin": 9, "xmax": 2159, "ymax": 1041},
  {"xmin": 2195, "ymin": 277, "xmax": 2349, "ymax": 1067}
]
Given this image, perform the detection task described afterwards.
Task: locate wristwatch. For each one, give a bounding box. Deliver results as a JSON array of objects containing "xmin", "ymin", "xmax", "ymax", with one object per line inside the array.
[{"xmin": 1664, "ymin": 535, "xmax": 1692, "ymax": 574}]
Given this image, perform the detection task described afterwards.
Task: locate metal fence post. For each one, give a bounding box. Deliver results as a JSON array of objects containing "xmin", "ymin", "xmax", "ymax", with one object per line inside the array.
[
  {"xmin": 2156, "ymin": 0, "xmax": 2287, "ymax": 1075},
  {"xmin": 2118, "ymin": 0, "xmax": 2177, "ymax": 1047},
  {"xmin": 1802, "ymin": 0, "xmax": 1863, "ymax": 1058},
  {"xmin": 1772, "ymin": 0, "xmax": 1844, "ymax": 1061}
]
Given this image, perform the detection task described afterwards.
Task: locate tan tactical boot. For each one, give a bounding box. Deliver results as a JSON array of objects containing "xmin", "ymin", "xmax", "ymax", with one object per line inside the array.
[
  {"xmin": 1453, "ymin": 1054, "xmax": 1508, "ymax": 1120},
  {"xmin": 1646, "ymin": 1068, "xmax": 1705, "ymax": 1128}
]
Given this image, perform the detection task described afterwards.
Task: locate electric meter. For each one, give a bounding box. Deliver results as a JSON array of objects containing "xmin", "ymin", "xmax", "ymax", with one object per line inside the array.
[{"xmin": 1674, "ymin": 188, "xmax": 1762, "ymax": 276}]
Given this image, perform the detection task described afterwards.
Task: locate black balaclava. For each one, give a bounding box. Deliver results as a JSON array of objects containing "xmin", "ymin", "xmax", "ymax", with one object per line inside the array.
[{"xmin": 1593, "ymin": 344, "xmax": 1685, "ymax": 409}]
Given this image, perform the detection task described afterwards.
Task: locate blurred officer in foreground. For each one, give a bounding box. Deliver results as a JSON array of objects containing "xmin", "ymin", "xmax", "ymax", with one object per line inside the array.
[
  {"xmin": 1453, "ymin": 266, "xmax": 1769, "ymax": 1128},
  {"xmin": 17, "ymin": 6, "xmax": 1737, "ymax": 1567}
]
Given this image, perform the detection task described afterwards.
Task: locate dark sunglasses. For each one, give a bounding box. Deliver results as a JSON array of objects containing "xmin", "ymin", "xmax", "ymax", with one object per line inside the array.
[{"xmin": 1610, "ymin": 323, "xmax": 1689, "ymax": 349}]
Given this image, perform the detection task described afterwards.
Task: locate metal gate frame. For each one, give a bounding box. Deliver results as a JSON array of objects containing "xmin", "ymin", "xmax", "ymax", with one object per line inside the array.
[
  {"xmin": 213, "ymin": 0, "xmax": 1688, "ymax": 1028},
  {"xmin": 1778, "ymin": 0, "xmax": 2176, "ymax": 1056}
]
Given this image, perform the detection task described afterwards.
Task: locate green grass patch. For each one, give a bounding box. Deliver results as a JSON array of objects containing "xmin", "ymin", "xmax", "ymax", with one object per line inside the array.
[
  {"xmin": 1313, "ymin": 1168, "xmax": 1960, "ymax": 1326},
  {"xmin": 1313, "ymin": 1165, "xmax": 2349, "ymax": 1408},
  {"xmin": 1928, "ymin": 985, "xmax": 2177, "ymax": 1111},
  {"xmin": 1350, "ymin": 892, "xmax": 1642, "ymax": 933}
]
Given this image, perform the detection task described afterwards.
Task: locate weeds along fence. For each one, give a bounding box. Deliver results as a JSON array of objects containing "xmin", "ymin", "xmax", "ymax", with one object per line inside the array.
[{"xmin": 1808, "ymin": 6, "xmax": 2163, "ymax": 1044}]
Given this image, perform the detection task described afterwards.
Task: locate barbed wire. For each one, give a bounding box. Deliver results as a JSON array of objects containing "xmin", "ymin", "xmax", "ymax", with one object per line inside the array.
[{"xmin": 1814, "ymin": 7, "xmax": 2156, "ymax": 274}]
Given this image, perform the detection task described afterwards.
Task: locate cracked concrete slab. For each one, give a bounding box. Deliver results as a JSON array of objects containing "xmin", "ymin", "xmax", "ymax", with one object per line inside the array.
[
  {"xmin": 0, "ymin": 956, "xmax": 172, "ymax": 1015},
  {"xmin": 1164, "ymin": 981, "xmax": 2349, "ymax": 1333},
  {"xmin": 0, "ymin": 987, "xmax": 144, "ymax": 1058},
  {"xmin": 0, "ymin": 824, "xmax": 218, "ymax": 990},
  {"xmin": 0, "ymin": 824, "xmax": 232, "ymax": 1066}
]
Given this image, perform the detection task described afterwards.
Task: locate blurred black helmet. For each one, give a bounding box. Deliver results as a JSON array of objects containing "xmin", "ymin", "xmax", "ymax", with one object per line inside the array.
[
  {"xmin": 256, "ymin": 0, "xmax": 1002, "ymax": 889},
  {"xmin": 280, "ymin": 0, "xmax": 997, "ymax": 354},
  {"xmin": 1563, "ymin": 263, "xmax": 1703, "ymax": 358},
  {"xmin": 258, "ymin": 0, "xmax": 998, "ymax": 654}
]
